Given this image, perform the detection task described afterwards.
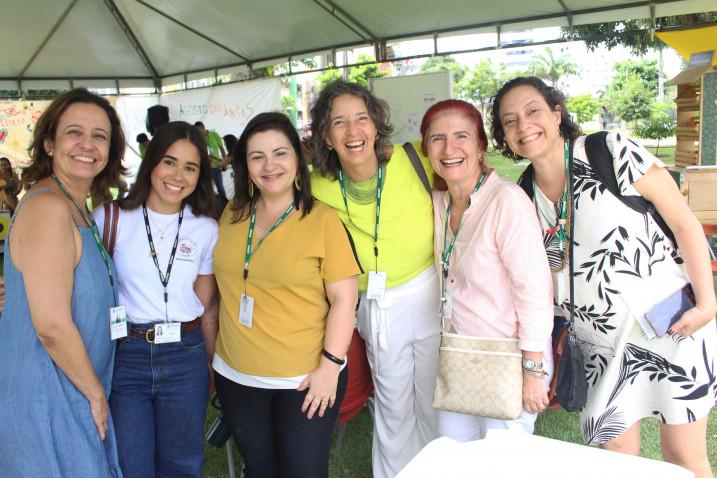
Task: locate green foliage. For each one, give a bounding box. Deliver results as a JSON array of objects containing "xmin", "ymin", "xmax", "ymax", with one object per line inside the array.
[
  {"xmin": 348, "ymin": 54, "xmax": 389, "ymax": 88},
  {"xmin": 420, "ymin": 55, "xmax": 467, "ymax": 84},
  {"xmin": 611, "ymin": 59, "xmax": 659, "ymax": 96},
  {"xmin": 604, "ymin": 74, "xmax": 655, "ymax": 123},
  {"xmin": 316, "ymin": 68, "xmax": 343, "ymax": 91},
  {"xmin": 282, "ymin": 95, "xmax": 297, "ymax": 114},
  {"xmin": 561, "ymin": 12, "xmax": 717, "ymax": 55},
  {"xmin": 527, "ymin": 47, "xmax": 577, "ymax": 87},
  {"xmin": 457, "ymin": 59, "xmax": 502, "ymax": 115},
  {"xmin": 634, "ymin": 101, "xmax": 675, "ymax": 154},
  {"xmin": 566, "ymin": 94, "xmax": 600, "ymax": 125}
]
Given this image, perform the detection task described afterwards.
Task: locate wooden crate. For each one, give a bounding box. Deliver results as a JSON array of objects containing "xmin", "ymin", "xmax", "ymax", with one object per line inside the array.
[{"xmin": 685, "ymin": 166, "xmax": 717, "ymax": 225}]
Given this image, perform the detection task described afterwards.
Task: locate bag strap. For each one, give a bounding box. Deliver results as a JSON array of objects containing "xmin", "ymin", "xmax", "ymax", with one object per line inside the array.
[
  {"xmin": 567, "ymin": 141, "xmax": 576, "ymax": 333},
  {"xmin": 585, "ymin": 131, "xmax": 676, "ymax": 246},
  {"xmin": 402, "ymin": 142, "xmax": 431, "ymax": 196},
  {"xmin": 517, "ymin": 163, "xmax": 535, "ymax": 199},
  {"xmin": 102, "ymin": 201, "xmax": 120, "ymax": 257}
]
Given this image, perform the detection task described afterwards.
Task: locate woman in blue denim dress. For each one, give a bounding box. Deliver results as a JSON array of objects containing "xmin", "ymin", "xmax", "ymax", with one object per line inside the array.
[{"xmin": 0, "ymin": 89, "xmax": 126, "ymax": 477}]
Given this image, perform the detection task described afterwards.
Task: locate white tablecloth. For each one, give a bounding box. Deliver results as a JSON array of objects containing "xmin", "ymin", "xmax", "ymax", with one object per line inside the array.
[{"xmin": 397, "ymin": 429, "xmax": 693, "ymax": 478}]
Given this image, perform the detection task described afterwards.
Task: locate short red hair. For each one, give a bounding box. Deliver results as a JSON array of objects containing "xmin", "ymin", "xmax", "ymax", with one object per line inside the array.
[{"xmin": 420, "ymin": 99, "xmax": 488, "ymax": 190}]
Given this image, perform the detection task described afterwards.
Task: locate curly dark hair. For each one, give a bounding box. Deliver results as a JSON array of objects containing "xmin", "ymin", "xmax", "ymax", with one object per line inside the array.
[
  {"xmin": 24, "ymin": 88, "xmax": 127, "ymax": 203},
  {"xmin": 230, "ymin": 112, "xmax": 313, "ymax": 223},
  {"xmin": 121, "ymin": 121, "xmax": 220, "ymax": 219},
  {"xmin": 489, "ymin": 77, "xmax": 581, "ymax": 161},
  {"xmin": 310, "ymin": 80, "xmax": 393, "ymax": 179}
]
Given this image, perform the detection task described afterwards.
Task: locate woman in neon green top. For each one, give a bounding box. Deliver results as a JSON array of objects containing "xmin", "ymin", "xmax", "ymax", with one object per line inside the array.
[{"xmin": 310, "ymin": 80, "xmax": 439, "ymax": 478}]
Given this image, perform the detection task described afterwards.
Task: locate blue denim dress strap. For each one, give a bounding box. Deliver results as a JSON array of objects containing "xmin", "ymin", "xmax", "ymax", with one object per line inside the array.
[{"xmin": 0, "ymin": 188, "xmax": 122, "ymax": 477}]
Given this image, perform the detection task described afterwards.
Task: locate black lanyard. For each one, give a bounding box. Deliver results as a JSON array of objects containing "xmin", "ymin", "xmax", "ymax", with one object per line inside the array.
[
  {"xmin": 338, "ymin": 165, "xmax": 384, "ymax": 270},
  {"xmin": 50, "ymin": 174, "xmax": 116, "ymax": 305},
  {"xmin": 142, "ymin": 203, "xmax": 183, "ymax": 318}
]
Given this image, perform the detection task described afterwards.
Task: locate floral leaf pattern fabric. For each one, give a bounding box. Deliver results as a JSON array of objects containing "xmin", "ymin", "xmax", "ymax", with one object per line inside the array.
[{"xmin": 533, "ymin": 133, "xmax": 717, "ymax": 445}]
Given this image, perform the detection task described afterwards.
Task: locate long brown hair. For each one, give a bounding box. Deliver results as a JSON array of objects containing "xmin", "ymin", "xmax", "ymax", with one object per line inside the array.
[
  {"xmin": 24, "ymin": 88, "xmax": 126, "ymax": 203},
  {"xmin": 121, "ymin": 122, "xmax": 220, "ymax": 219}
]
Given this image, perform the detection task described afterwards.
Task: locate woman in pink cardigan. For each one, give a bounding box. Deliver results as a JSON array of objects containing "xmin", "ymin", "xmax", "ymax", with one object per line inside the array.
[{"xmin": 420, "ymin": 99, "xmax": 554, "ymax": 440}]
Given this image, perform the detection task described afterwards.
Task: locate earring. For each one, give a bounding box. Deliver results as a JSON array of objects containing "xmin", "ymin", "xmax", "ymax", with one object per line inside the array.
[
  {"xmin": 294, "ymin": 175, "xmax": 301, "ymax": 190},
  {"xmin": 47, "ymin": 151, "xmax": 53, "ymax": 157},
  {"xmin": 248, "ymin": 181, "xmax": 255, "ymax": 197}
]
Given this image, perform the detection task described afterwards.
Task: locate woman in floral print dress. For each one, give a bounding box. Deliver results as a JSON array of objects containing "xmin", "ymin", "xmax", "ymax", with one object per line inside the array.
[{"xmin": 490, "ymin": 76, "xmax": 716, "ymax": 478}]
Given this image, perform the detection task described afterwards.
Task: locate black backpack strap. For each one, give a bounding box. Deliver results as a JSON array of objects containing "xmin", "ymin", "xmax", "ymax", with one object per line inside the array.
[
  {"xmin": 402, "ymin": 142, "xmax": 431, "ymax": 196},
  {"xmin": 584, "ymin": 131, "xmax": 676, "ymax": 246},
  {"xmin": 517, "ymin": 163, "xmax": 535, "ymax": 199}
]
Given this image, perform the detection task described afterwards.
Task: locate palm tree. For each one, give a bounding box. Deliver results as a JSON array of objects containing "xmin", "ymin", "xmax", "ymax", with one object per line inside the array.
[{"xmin": 528, "ymin": 47, "xmax": 577, "ymax": 87}]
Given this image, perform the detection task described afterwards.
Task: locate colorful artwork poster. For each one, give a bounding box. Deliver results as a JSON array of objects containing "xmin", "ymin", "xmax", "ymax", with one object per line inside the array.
[{"xmin": 0, "ymin": 99, "xmax": 51, "ymax": 168}]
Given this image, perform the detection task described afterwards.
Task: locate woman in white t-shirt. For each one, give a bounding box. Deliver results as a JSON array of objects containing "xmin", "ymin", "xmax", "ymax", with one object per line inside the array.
[{"xmin": 94, "ymin": 121, "xmax": 220, "ymax": 478}]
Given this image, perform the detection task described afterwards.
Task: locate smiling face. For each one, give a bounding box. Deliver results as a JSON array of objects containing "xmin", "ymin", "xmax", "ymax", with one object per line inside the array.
[
  {"xmin": 147, "ymin": 138, "xmax": 200, "ymax": 213},
  {"xmin": 324, "ymin": 94, "xmax": 379, "ymax": 173},
  {"xmin": 44, "ymin": 102, "xmax": 111, "ymax": 185},
  {"xmin": 425, "ymin": 111, "xmax": 484, "ymax": 188},
  {"xmin": 498, "ymin": 84, "xmax": 563, "ymax": 163},
  {"xmin": 246, "ymin": 129, "xmax": 298, "ymax": 202}
]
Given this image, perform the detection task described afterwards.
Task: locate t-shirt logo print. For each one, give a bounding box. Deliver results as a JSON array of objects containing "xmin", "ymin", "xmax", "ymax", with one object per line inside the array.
[{"xmin": 177, "ymin": 238, "xmax": 198, "ymax": 262}]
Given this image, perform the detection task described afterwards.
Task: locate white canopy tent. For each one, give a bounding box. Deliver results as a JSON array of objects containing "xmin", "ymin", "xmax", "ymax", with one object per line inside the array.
[{"xmin": 1, "ymin": 0, "xmax": 715, "ymax": 92}]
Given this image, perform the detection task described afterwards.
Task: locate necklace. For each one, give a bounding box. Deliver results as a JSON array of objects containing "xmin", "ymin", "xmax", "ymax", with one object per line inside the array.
[
  {"xmin": 343, "ymin": 170, "xmax": 378, "ymax": 205},
  {"xmin": 147, "ymin": 210, "xmax": 178, "ymax": 240}
]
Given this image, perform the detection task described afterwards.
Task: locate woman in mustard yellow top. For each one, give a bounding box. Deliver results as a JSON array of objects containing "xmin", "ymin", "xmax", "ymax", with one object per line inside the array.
[
  {"xmin": 212, "ymin": 112, "xmax": 360, "ymax": 478},
  {"xmin": 310, "ymin": 80, "xmax": 439, "ymax": 478}
]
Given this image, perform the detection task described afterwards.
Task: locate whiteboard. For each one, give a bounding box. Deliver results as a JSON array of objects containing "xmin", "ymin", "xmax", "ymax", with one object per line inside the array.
[{"xmin": 370, "ymin": 71, "xmax": 452, "ymax": 144}]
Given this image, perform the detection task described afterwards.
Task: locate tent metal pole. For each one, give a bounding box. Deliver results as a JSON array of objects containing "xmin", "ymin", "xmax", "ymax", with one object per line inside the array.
[
  {"xmin": 312, "ymin": 0, "xmax": 372, "ymax": 42},
  {"xmin": 18, "ymin": 0, "xmax": 78, "ymax": 80}
]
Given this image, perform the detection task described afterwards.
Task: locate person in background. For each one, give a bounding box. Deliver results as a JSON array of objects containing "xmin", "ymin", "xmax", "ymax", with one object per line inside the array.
[
  {"xmin": 136, "ymin": 133, "xmax": 150, "ymax": 159},
  {"xmin": 491, "ymin": 76, "xmax": 716, "ymax": 478},
  {"xmin": 0, "ymin": 157, "xmax": 21, "ymax": 213},
  {"xmin": 420, "ymin": 99, "xmax": 553, "ymax": 440},
  {"xmin": 213, "ymin": 112, "xmax": 359, "ymax": 478},
  {"xmin": 95, "ymin": 121, "xmax": 220, "ymax": 478},
  {"xmin": 0, "ymin": 88, "xmax": 126, "ymax": 477},
  {"xmin": 310, "ymin": 80, "xmax": 439, "ymax": 478},
  {"xmin": 195, "ymin": 121, "xmax": 228, "ymax": 203},
  {"xmin": 223, "ymin": 134, "xmax": 237, "ymax": 159}
]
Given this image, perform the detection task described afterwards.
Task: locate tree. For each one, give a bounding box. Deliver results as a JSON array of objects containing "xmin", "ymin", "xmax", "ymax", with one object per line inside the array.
[
  {"xmin": 566, "ymin": 94, "xmax": 600, "ymax": 125},
  {"xmin": 527, "ymin": 47, "xmax": 577, "ymax": 87},
  {"xmin": 457, "ymin": 59, "xmax": 501, "ymax": 117},
  {"xmin": 348, "ymin": 53, "xmax": 390, "ymax": 88},
  {"xmin": 316, "ymin": 68, "xmax": 342, "ymax": 91},
  {"xmin": 561, "ymin": 12, "xmax": 717, "ymax": 55},
  {"xmin": 610, "ymin": 59, "xmax": 659, "ymax": 96},
  {"xmin": 634, "ymin": 101, "xmax": 675, "ymax": 156},
  {"xmin": 603, "ymin": 74, "xmax": 655, "ymax": 123},
  {"xmin": 420, "ymin": 55, "xmax": 467, "ymax": 85}
]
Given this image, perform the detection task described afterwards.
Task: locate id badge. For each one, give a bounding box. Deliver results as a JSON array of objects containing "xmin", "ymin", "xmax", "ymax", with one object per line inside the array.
[
  {"xmin": 239, "ymin": 294, "xmax": 254, "ymax": 328},
  {"xmin": 441, "ymin": 292, "xmax": 453, "ymax": 320},
  {"xmin": 154, "ymin": 322, "xmax": 181, "ymax": 344},
  {"xmin": 366, "ymin": 271, "xmax": 387, "ymax": 300},
  {"xmin": 109, "ymin": 305, "xmax": 128, "ymax": 341}
]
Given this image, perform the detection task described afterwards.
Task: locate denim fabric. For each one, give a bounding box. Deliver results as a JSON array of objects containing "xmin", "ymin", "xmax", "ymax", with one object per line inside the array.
[
  {"xmin": 211, "ymin": 167, "xmax": 227, "ymax": 202},
  {"xmin": 110, "ymin": 326, "xmax": 209, "ymax": 478},
  {"xmin": 0, "ymin": 192, "xmax": 122, "ymax": 478}
]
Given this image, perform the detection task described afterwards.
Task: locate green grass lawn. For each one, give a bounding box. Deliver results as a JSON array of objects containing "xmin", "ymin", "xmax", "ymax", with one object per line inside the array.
[{"xmin": 203, "ymin": 145, "xmax": 715, "ymax": 476}]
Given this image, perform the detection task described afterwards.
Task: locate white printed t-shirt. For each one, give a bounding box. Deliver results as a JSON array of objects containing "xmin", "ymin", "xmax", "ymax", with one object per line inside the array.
[{"xmin": 94, "ymin": 204, "xmax": 218, "ymax": 324}]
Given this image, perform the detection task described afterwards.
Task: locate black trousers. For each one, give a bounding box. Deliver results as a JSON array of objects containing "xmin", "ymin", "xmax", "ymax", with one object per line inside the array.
[{"xmin": 215, "ymin": 367, "xmax": 348, "ymax": 478}]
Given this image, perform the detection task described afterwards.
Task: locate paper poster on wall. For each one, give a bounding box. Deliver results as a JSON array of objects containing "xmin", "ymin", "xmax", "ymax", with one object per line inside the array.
[
  {"xmin": 370, "ymin": 72, "xmax": 452, "ymax": 144},
  {"xmin": 160, "ymin": 78, "xmax": 282, "ymax": 139},
  {"xmin": 0, "ymin": 99, "xmax": 52, "ymax": 167}
]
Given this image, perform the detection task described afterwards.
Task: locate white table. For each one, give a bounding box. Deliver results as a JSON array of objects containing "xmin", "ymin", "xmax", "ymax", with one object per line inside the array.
[{"xmin": 397, "ymin": 429, "xmax": 694, "ymax": 478}]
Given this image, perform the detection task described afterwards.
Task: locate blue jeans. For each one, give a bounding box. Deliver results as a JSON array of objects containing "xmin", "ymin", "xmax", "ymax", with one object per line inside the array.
[
  {"xmin": 110, "ymin": 326, "xmax": 209, "ymax": 478},
  {"xmin": 211, "ymin": 167, "xmax": 227, "ymax": 202}
]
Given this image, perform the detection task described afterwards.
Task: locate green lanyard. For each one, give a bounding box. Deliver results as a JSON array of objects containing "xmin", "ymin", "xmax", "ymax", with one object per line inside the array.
[
  {"xmin": 243, "ymin": 202, "xmax": 295, "ymax": 281},
  {"xmin": 338, "ymin": 165, "xmax": 384, "ymax": 270},
  {"xmin": 440, "ymin": 171, "xmax": 487, "ymax": 280},
  {"xmin": 534, "ymin": 141, "xmax": 570, "ymax": 252},
  {"xmin": 50, "ymin": 175, "xmax": 116, "ymax": 301}
]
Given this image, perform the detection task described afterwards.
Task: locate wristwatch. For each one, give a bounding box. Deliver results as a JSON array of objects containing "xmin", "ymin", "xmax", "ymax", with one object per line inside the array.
[{"xmin": 522, "ymin": 359, "xmax": 544, "ymax": 371}]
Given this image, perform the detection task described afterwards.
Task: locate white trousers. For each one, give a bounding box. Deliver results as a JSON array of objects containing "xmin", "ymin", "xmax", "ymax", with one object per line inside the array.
[
  {"xmin": 357, "ymin": 266, "xmax": 441, "ymax": 478},
  {"xmin": 438, "ymin": 340, "xmax": 554, "ymax": 442}
]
